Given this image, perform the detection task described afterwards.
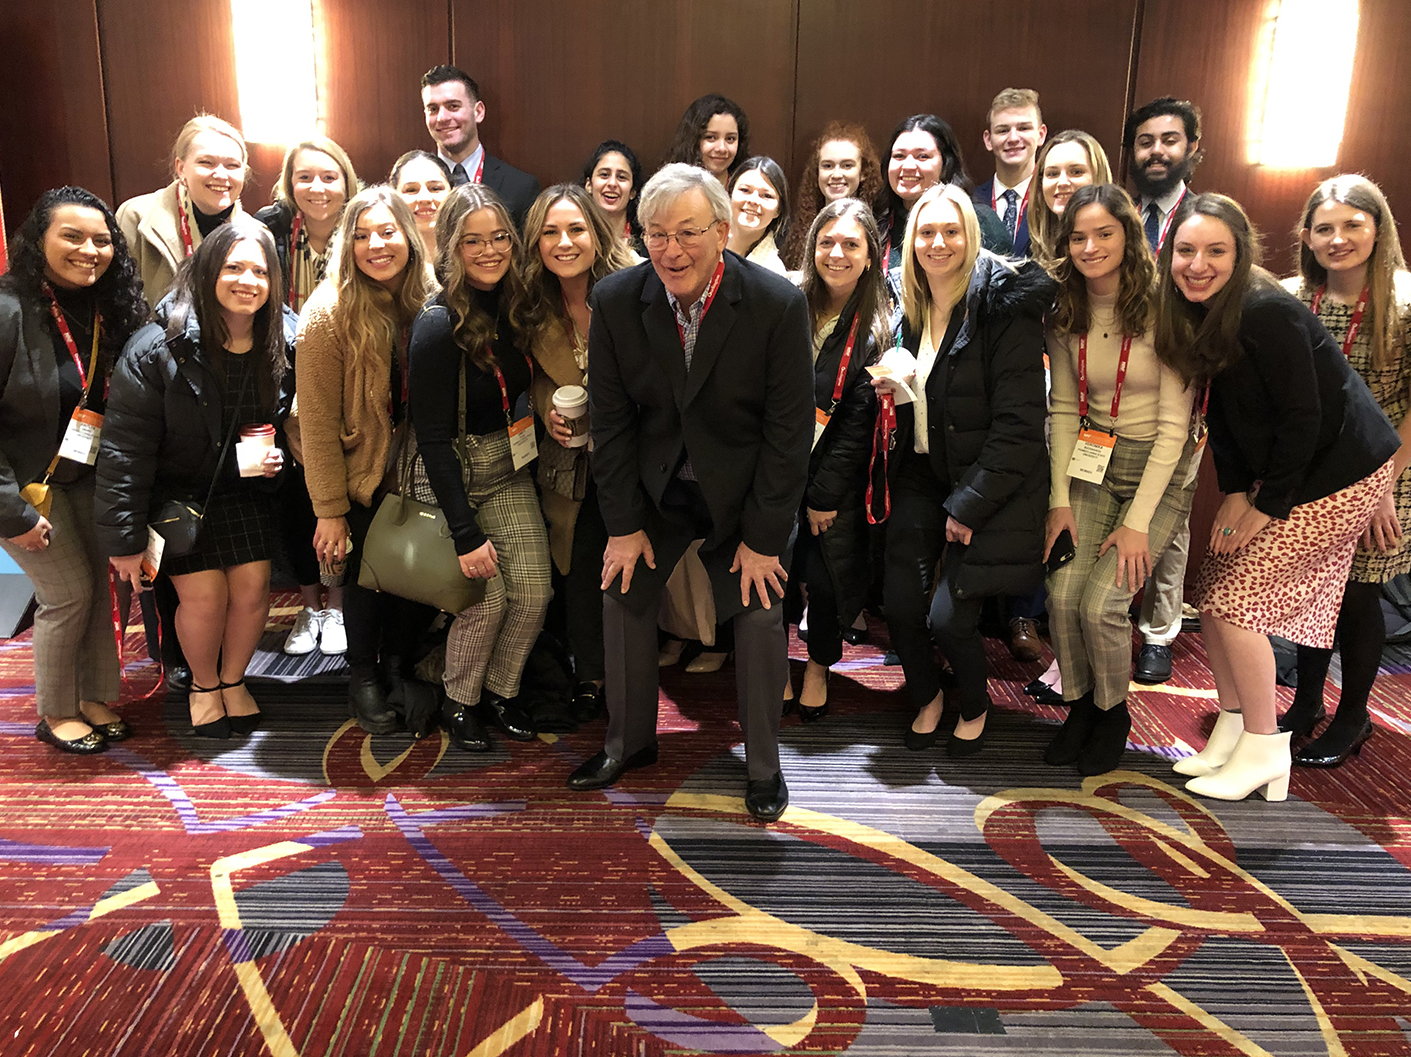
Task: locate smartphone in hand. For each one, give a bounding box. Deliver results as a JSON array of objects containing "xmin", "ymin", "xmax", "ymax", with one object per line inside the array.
[{"xmin": 1046, "ymin": 529, "xmax": 1076, "ymax": 574}]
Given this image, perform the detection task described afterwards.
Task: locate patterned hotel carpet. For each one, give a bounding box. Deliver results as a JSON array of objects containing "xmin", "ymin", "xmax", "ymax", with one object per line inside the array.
[{"xmin": 2, "ymin": 598, "xmax": 1411, "ymax": 1056}]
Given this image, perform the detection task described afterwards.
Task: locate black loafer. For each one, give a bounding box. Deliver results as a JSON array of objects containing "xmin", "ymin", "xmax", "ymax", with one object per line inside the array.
[
  {"xmin": 567, "ymin": 743, "xmax": 659, "ymax": 790},
  {"xmin": 443, "ymin": 700, "xmax": 491, "ymax": 752},
  {"xmin": 478, "ymin": 692, "xmax": 536, "ymax": 741},
  {"xmin": 1133, "ymin": 644, "xmax": 1173, "ymax": 684},
  {"xmin": 35, "ymin": 718, "xmax": 108, "ymax": 754},
  {"xmin": 745, "ymin": 772, "xmax": 789, "ymax": 821},
  {"xmin": 570, "ymin": 682, "xmax": 605, "ymax": 724}
]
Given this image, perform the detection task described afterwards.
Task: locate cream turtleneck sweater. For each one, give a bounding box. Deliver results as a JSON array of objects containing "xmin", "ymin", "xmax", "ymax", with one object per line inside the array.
[{"xmin": 1047, "ymin": 289, "xmax": 1194, "ymax": 532}]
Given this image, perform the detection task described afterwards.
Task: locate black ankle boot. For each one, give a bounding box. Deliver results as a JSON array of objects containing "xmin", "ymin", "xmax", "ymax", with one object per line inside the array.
[
  {"xmin": 1044, "ymin": 691, "xmax": 1097, "ymax": 766},
  {"xmin": 1077, "ymin": 700, "xmax": 1132, "ymax": 776},
  {"xmin": 348, "ymin": 666, "xmax": 397, "ymax": 734}
]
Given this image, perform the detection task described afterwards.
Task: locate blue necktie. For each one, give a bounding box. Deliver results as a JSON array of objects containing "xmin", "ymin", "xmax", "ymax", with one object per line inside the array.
[
  {"xmin": 1144, "ymin": 202, "xmax": 1162, "ymax": 251},
  {"xmin": 1002, "ymin": 188, "xmax": 1019, "ymax": 242}
]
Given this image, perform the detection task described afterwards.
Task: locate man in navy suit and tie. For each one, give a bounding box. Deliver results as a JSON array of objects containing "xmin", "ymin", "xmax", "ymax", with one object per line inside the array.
[
  {"xmin": 972, "ymin": 88, "xmax": 1046, "ymax": 259},
  {"xmin": 420, "ymin": 64, "xmax": 541, "ymax": 227},
  {"xmin": 566, "ymin": 164, "xmax": 813, "ymax": 822}
]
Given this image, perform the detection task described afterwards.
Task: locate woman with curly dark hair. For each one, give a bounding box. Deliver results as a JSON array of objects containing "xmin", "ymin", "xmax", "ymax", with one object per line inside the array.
[
  {"xmin": 409, "ymin": 183, "xmax": 550, "ymax": 750},
  {"xmin": 662, "ymin": 94, "xmax": 750, "ymax": 187},
  {"xmin": 582, "ymin": 140, "xmax": 644, "ymax": 251},
  {"xmin": 1041, "ymin": 185, "xmax": 1197, "ymax": 776},
  {"xmin": 98, "ymin": 219, "xmax": 293, "ymax": 740},
  {"xmin": 0, "ymin": 187, "xmax": 149, "ymax": 753},
  {"xmin": 780, "ymin": 123, "xmax": 883, "ymax": 271}
]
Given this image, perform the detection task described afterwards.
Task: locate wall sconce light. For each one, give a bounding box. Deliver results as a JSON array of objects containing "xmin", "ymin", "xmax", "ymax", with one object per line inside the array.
[
  {"xmin": 230, "ymin": 0, "xmax": 321, "ymax": 144},
  {"xmin": 1247, "ymin": 0, "xmax": 1360, "ymax": 168}
]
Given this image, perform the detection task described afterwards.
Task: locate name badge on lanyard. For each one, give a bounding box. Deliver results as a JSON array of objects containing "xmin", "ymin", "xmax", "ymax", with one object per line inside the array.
[
  {"xmin": 493, "ymin": 354, "xmax": 538, "ymax": 470},
  {"xmin": 812, "ymin": 316, "xmax": 861, "ymax": 452},
  {"xmin": 1065, "ymin": 331, "xmax": 1130, "ymax": 484},
  {"xmin": 45, "ymin": 288, "xmax": 104, "ymax": 465}
]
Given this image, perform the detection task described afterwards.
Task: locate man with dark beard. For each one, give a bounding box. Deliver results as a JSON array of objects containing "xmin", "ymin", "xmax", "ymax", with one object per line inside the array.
[{"xmin": 1124, "ymin": 95, "xmax": 1203, "ymax": 684}]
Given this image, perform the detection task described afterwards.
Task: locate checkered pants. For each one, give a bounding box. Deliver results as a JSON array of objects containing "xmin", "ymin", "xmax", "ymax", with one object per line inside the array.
[
  {"xmin": 440, "ymin": 429, "xmax": 552, "ymax": 706},
  {"xmin": 0, "ymin": 482, "xmax": 120, "ymax": 718},
  {"xmin": 1047, "ymin": 435, "xmax": 1199, "ymax": 710}
]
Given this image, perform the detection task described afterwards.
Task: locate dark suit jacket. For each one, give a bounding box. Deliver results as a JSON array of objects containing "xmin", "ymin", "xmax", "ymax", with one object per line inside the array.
[
  {"xmin": 973, "ymin": 179, "xmax": 1030, "ymax": 258},
  {"xmin": 588, "ymin": 251, "xmax": 814, "ymax": 566},
  {"xmin": 482, "ymin": 153, "xmax": 541, "ymax": 228}
]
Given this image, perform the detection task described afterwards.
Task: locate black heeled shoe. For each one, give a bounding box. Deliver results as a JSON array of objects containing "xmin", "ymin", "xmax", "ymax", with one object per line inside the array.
[
  {"xmin": 220, "ymin": 680, "xmax": 262, "ymax": 736},
  {"xmin": 842, "ymin": 624, "xmax": 869, "ymax": 646},
  {"xmin": 1024, "ymin": 678, "xmax": 1066, "ymax": 706},
  {"xmin": 798, "ymin": 669, "xmax": 830, "ymax": 724},
  {"xmin": 1293, "ymin": 716, "xmax": 1373, "ymax": 768},
  {"xmin": 1277, "ymin": 699, "xmax": 1327, "ymax": 737},
  {"xmin": 188, "ymin": 685, "xmax": 231, "ymax": 740},
  {"xmin": 35, "ymin": 718, "xmax": 108, "ymax": 754}
]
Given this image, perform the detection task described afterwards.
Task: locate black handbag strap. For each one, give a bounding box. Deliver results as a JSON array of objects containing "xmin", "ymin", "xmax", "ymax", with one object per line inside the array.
[{"xmin": 198, "ymin": 357, "xmax": 257, "ymax": 514}]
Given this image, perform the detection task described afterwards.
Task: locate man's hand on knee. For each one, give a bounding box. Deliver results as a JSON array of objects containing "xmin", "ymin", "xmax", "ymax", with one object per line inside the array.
[
  {"xmin": 731, "ymin": 542, "xmax": 786, "ymax": 610},
  {"xmin": 602, "ymin": 531, "xmax": 655, "ymax": 593}
]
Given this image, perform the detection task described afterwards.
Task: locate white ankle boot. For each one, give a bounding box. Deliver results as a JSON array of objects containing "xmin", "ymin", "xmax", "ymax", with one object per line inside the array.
[
  {"xmin": 1173, "ymin": 709, "xmax": 1244, "ymax": 777},
  {"xmin": 1184, "ymin": 730, "xmax": 1291, "ymax": 802}
]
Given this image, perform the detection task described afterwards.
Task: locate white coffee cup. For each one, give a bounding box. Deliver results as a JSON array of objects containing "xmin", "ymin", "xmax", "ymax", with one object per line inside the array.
[{"xmin": 553, "ymin": 385, "xmax": 589, "ymax": 448}]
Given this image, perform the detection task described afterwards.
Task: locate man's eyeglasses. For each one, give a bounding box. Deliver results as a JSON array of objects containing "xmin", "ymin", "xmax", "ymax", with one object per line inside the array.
[
  {"xmin": 460, "ymin": 232, "xmax": 514, "ymax": 257},
  {"xmin": 642, "ymin": 225, "xmax": 716, "ymax": 252}
]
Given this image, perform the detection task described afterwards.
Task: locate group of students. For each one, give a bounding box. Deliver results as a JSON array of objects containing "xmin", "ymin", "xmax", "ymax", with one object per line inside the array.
[{"xmin": 1, "ymin": 68, "xmax": 1406, "ymax": 817}]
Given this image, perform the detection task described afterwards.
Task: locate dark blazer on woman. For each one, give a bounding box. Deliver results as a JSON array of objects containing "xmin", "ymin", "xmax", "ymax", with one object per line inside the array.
[
  {"xmin": 890, "ymin": 253, "xmax": 1054, "ymax": 597},
  {"xmin": 1207, "ymin": 282, "xmax": 1400, "ymax": 520},
  {"xmin": 804, "ymin": 299, "xmax": 880, "ymax": 623},
  {"xmin": 94, "ymin": 308, "xmax": 295, "ymax": 558}
]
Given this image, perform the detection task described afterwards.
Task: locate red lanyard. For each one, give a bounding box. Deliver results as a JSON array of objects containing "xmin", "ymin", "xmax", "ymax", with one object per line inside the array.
[
  {"xmin": 674, "ymin": 259, "xmax": 725, "ymax": 347},
  {"xmin": 1077, "ymin": 331, "xmax": 1133, "ymax": 427},
  {"xmin": 178, "ymin": 205, "xmax": 195, "ymax": 258},
  {"xmin": 472, "ymin": 152, "xmax": 485, "ymax": 184},
  {"xmin": 1153, "ymin": 186, "xmax": 1188, "ymax": 251},
  {"xmin": 1311, "ymin": 284, "xmax": 1369, "ymax": 358},
  {"xmin": 827, "ymin": 316, "xmax": 861, "ymax": 413},
  {"xmin": 490, "ymin": 353, "xmax": 535, "ymax": 425},
  {"xmin": 43, "ymin": 285, "xmax": 101, "ymax": 392},
  {"xmin": 992, "ymin": 181, "xmax": 1031, "ymax": 229},
  {"xmin": 288, "ymin": 214, "xmax": 304, "ymax": 310}
]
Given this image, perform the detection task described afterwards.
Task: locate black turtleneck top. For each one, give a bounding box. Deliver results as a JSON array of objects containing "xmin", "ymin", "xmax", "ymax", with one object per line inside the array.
[{"xmin": 193, "ymin": 203, "xmax": 235, "ymax": 238}]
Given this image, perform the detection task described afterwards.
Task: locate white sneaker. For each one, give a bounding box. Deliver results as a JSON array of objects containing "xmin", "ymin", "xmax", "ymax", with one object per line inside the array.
[
  {"xmin": 318, "ymin": 608, "xmax": 347, "ymax": 655},
  {"xmin": 284, "ymin": 607, "xmax": 322, "ymax": 655}
]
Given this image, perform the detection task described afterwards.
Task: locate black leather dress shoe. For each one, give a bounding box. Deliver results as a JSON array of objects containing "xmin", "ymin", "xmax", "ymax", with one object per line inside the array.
[
  {"xmin": 348, "ymin": 668, "xmax": 398, "ymax": 735},
  {"xmin": 745, "ymin": 772, "xmax": 789, "ymax": 821},
  {"xmin": 1133, "ymin": 643, "xmax": 1173, "ymax": 684},
  {"xmin": 571, "ymin": 682, "xmax": 605, "ymax": 724},
  {"xmin": 166, "ymin": 665, "xmax": 193, "ymax": 692},
  {"xmin": 1024, "ymin": 678, "xmax": 1066, "ymax": 706},
  {"xmin": 443, "ymin": 700, "xmax": 491, "ymax": 752},
  {"xmin": 1293, "ymin": 717, "xmax": 1373, "ymax": 768},
  {"xmin": 35, "ymin": 718, "xmax": 108, "ymax": 754},
  {"xmin": 567, "ymin": 744, "xmax": 659, "ymax": 790},
  {"xmin": 477, "ymin": 693, "xmax": 536, "ymax": 741}
]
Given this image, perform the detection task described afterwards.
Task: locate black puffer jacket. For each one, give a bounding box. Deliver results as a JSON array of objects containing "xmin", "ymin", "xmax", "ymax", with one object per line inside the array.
[
  {"xmin": 253, "ymin": 202, "xmax": 295, "ymax": 293},
  {"xmin": 802, "ymin": 298, "xmax": 880, "ymax": 623},
  {"xmin": 890, "ymin": 252, "xmax": 1054, "ymax": 598},
  {"xmin": 94, "ymin": 305, "xmax": 296, "ymax": 558}
]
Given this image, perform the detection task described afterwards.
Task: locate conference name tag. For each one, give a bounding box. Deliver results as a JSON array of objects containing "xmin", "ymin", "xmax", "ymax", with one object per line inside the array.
[
  {"xmin": 142, "ymin": 526, "xmax": 165, "ymax": 581},
  {"xmin": 812, "ymin": 408, "xmax": 830, "ymax": 451},
  {"xmin": 58, "ymin": 409, "xmax": 103, "ymax": 465},
  {"xmin": 1067, "ymin": 426, "xmax": 1116, "ymax": 483},
  {"xmin": 508, "ymin": 415, "xmax": 538, "ymax": 470},
  {"xmin": 1183, "ymin": 436, "xmax": 1207, "ymax": 489}
]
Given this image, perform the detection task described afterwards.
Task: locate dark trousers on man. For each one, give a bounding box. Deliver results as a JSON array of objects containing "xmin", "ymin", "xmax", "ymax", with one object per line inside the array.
[{"xmin": 603, "ymin": 478, "xmax": 788, "ymax": 781}]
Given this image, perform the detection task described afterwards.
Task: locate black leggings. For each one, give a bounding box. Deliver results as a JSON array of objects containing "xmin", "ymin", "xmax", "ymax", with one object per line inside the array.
[
  {"xmin": 562, "ymin": 479, "xmax": 609, "ymax": 683},
  {"xmin": 1292, "ymin": 580, "xmax": 1385, "ymax": 725},
  {"xmin": 341, "ymin": 500, "xmax": 435, "ymax": 672}
]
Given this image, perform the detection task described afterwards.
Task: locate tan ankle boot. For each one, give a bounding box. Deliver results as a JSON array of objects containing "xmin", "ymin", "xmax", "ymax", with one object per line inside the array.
[{"xmin": 1173, "ymin": 709, "xmax": 1244, "ymax": 777}]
